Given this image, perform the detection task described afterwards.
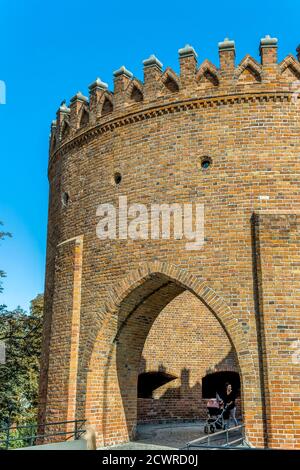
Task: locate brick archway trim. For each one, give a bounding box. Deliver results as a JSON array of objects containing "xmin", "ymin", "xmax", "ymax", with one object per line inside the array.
[
  {"xmin": 85, "ymin": 261, "xmax": 261, "ymax": 447},
  {"xmin": 97, "ymin": 261, "xmax": 250, "ymax": 359}
]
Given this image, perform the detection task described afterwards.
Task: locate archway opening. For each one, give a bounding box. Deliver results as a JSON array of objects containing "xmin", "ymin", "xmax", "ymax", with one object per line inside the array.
[
  {"xmin": 85, "ymin": 265, "xmax": 265, "ymax": 447},
  {"xmin": 97, "ymin": 271, "xmax": 245, "ymax": 444},
  {"xmin": 136, "ymin": 290, "xmax": 242, "ymax": 425}
]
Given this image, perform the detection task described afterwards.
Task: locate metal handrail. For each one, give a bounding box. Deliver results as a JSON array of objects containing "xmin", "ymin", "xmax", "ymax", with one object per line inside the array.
[
  {"xmin": 184, "ymin": 424, "xmax": 246, "ymax": 449},
  {"xmin": 0, "ymin": 419, "xmax": 85, "ymax": 432},
  {"xmin": 0, "ymin": 419, "xmax": 86, "ymax": 450},
  {"xmin": 225, "ymin": 436, "xmax": 244, "ymax": 446}
]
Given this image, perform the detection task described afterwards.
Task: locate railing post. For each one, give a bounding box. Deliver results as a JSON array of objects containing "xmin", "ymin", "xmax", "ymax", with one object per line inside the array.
[
  {"xmin": 5, "ymin": 423, "xmax": 10, "ymax": 450},
  {"xmin": 74, "ymin": 420, "xmax": 78, "ymax": 440},
  {"xmin": 29, "ymin": 423, "xmax": 34, "ymax": 446}
]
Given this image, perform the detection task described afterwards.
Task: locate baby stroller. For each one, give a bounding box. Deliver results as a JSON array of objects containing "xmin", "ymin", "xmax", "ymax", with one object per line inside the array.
[{"xmin": 204, "ymin": 398, "xmax": 227, "ymax": 434}]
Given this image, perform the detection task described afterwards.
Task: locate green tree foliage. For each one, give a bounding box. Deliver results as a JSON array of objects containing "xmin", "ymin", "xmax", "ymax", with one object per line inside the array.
[
  {"xmin": 0, "ymin": 221, "xmax": 43, "ymax": 447},
  {"xmin": 0, "ymin": 294, "xmax": 43, "ymax": 427}
]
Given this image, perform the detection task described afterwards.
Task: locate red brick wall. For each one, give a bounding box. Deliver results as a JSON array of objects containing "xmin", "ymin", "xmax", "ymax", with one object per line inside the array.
[
  {"xmin": 138, "ymin": 398, "xmax": 209, "ymax": 423},
  {"xmin": 137, "ymin": 398, "xmax": 242, "ymax": 423},
  {"xmin": 137, "ymin": 291, "xmax": 240, "ymax": 423},
  {"xmin": 41, "ymin": 38, "xmax": 300, "ymax": 448},
  {"xmin": 252, "ymin": 213, "xmax": 300, "ymax": 449}
]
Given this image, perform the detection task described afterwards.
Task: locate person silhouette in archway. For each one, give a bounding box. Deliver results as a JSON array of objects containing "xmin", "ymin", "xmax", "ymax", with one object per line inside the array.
[{"xmin": 220, "ymin": 382, "xmax": 238, "ymax": 428}]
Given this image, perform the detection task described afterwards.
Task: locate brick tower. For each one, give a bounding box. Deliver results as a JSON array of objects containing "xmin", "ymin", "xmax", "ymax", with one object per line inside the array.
[{"xmin": 40, "ymin": 36, "xmax": 300, "ymax": 449}]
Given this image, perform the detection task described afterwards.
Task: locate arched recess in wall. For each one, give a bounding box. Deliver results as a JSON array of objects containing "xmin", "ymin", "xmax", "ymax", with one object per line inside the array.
[
  {"xmin": 202, "ymin": 371, "xmax": 241, "ymax": 398},
  {"xmin": 136, "ymin": 289, "xmax": 241, "ymax": 424},
  {"xmin": 85, "ymin": 262, "xmax": 259, "ymax": 446},
  {"xmin": 61, "ymin": 120, "xmax": 70, "ymax": 139},
  {"xmin": 80, "ymin": 108, "xmax": 89, "ymax": 127},
  {"xmin": 130, "ymin": 85, "xmax": 143, "ymax": 103},
  {"xmin": 101, "ymin": 97, "xmax": 113, "ymax": 115}
]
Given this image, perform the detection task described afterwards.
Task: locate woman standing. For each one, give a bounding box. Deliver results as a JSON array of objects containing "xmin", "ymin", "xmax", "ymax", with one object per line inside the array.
[{"xmin": 222, "ymin": 382, "xmax": 238, "ymax": 428}]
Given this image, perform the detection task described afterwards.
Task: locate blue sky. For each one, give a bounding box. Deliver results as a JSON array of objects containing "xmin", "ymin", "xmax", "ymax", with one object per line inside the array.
[{"xmin": 0, "ymin": 0, "xmax": 299, "ymax": 312}]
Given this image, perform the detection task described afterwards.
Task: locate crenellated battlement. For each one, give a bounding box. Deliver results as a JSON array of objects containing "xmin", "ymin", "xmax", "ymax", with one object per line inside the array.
[{"xmin": 50, "ymin": 35, "xmax": 300, "ymax": 159}]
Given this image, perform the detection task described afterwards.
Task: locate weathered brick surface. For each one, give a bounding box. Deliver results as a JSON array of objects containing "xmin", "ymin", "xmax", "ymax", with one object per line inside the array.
[
  {"xmin": 138, "ymin": 291, "xmax": 240, "ymax": 423},
  {"xmin": 137, "ymin": 398, "xmax": 242, "ymax": 424},
  {"xmin": 40, "ymin": 38, "xmax": 300, "ymax": 448},
  {"xmin": 252, "ymin": 213, "xmax": 300, "ymax": 448}
]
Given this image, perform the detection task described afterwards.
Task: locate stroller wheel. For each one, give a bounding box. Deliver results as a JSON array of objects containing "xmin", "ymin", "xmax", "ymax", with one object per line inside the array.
[
  {"xmin": 204, "ymin": 424, "xmax": 209, "ymax": 434},
  {"xmin": 210, "ymin": 425, "xmax": 216, "ymax": 433}
]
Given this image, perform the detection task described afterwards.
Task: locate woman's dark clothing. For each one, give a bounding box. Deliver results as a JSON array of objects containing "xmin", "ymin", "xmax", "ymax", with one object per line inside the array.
[
  {"xmin": 220, "ymin": 390, "xmax": 236, "ymax": 420},
  {"xmin": 223, "ymin": 391, "xmax": 236, "ymax": 410}
]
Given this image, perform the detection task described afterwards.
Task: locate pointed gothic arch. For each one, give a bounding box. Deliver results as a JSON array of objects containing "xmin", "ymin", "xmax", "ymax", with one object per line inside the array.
[
  {"xmin": 279, "ymin": 55, "xmax": 300, "ymax": 81},
  {"xmin": 101, "ymin": 95, "xmax": 113, "ymax": 115},
  {"xmin": 130, "ymin": 84, "xmax": 143, "ymax": 102},
  {"xmin": 84, "ymin": 261, "xmax": 262, "ymax": 447},
  {"xmin": 196, "ymin": 60, "xmax": 220, "ymax": 86},
  {"xmin": 235, "ymin": 55, "xmax": 262, "ymax": 83},
  {"xmin": 61, "ymin": 119, "xmax": 71, "ymax": 139},
  {"xmin": 161, "ymin": 68, "xmax": 179, "ymax": 93},
  {"xmin": 79, "ymin": 107, "xmax": 89, "ymax": 127}
]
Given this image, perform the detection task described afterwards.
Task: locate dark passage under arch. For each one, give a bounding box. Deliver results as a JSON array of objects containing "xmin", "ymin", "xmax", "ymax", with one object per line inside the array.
[
  {"xmin": 138, "ymin": 371, "xmax": 177, "ymax": 398},
  {"xmin": 202, "ymin": 371, "xmax": 240, "ymax": 398}
]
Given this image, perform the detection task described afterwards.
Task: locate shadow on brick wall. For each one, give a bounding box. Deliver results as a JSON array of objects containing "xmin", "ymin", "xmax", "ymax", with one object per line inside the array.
[{"xmin": 137, "ymin": 351, "xmax": 242, "ymax": 423}]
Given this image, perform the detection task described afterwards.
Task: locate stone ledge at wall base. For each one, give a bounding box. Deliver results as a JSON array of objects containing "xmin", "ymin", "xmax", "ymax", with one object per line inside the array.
[{"xmin": 18, "ymin": 438, "xmax": 88, "ymax": 450}]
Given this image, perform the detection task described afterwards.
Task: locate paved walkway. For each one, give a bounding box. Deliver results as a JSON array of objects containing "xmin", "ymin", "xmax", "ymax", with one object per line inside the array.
[{"xmin": 98, "ymin": 420, "xmax": 244, "ymax": 450}]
